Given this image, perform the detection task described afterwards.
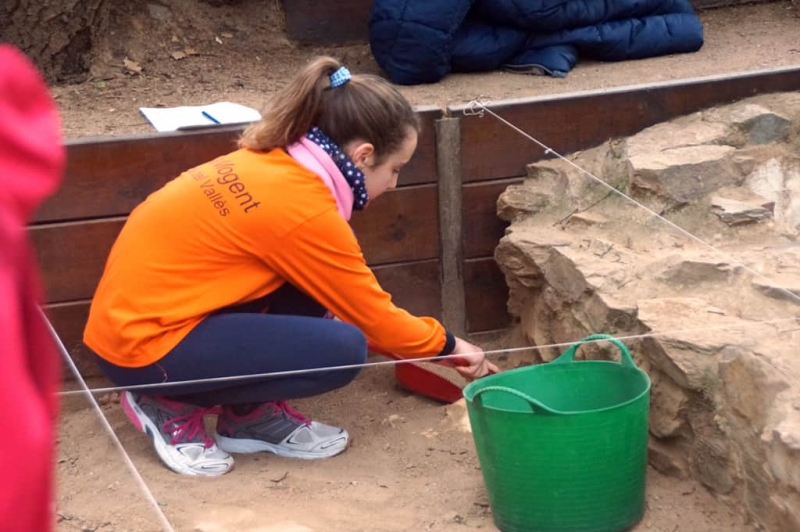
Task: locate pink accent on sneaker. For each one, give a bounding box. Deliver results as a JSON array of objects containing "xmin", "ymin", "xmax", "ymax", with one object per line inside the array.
[
  {"xmin": 163, "ymin": 405, "xmax": 221, "ymax": 448},
  {"xmin": 271, "ymin": 401, "xmax": 310, "ymax": 426},
  {"xmin": 120, "ymin": 392, "xmax": 144, "ymax": 432}
]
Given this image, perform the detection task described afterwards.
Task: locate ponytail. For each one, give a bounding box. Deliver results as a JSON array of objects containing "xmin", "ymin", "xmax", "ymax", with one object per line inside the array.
[
  {"xmin": 240, "ymin": 56, "xmax": 419, "ymax": 163},
  {"xmin": 239, "ymin": 57, "xmax": 339, "ymax": 152}
]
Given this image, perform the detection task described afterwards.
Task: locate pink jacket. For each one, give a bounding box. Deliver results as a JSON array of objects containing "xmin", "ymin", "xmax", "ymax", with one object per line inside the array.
[{"xmin": 0, "ymin": 46, "xmax": 64, "ymax": 532}]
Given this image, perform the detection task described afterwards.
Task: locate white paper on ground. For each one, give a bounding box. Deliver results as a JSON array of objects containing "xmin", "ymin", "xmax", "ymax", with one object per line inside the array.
[{"xmin": 139, "ymin": 101, "xmax": 261, "ymax": 132}]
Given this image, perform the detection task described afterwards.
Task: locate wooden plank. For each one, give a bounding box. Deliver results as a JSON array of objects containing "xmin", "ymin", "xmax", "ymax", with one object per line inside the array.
[
  {"xmin": 348, "ymin": 184, "xmax": 439, "ymax": 264},
  {"xmin": 436, "ymin": 117, "xmax": 466, "ymax": 337},
  {"xmin": 32, "ymin": 218, "xmax": 125, "ymax": 304},
  {"xmin": 403, "ymin": 106, "xmax": 440, "ymax": 186},
  {"xmin": 37, "ymin": 126, "xmax": 243, "ymax": 223},
  {"xmin": 373, "ymin": 259, "xmax": 442, "ymax": 320},
  {"xmin": 464, "ymin": 257, "xmax": 512, "ymax": 333},
  {"xmin": 463, "ymin": 178, "xmax": 523, "ymax": 259},
  {"xmin": 36, "ymin": 108, "xmax": 439, "ymax": 224},
  {"xmin": 281, "ymin": 0, "xmax": 373, "ymax": 45},
  {"xmin": 46, "ymin": 259, "xmax": 441, "ymax": 380},
  {"xmin": 31, "ymin": 185, "xmax": 438, "ymax": 304},
  {"xmin": 453, "ymin": 66, "xmax": 800, "ymax": 182}
]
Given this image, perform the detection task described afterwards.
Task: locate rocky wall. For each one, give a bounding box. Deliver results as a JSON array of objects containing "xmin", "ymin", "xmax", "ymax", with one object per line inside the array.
[{"xmin": 494, "ymin": 92, "xmax": 800, "ymax": 531}]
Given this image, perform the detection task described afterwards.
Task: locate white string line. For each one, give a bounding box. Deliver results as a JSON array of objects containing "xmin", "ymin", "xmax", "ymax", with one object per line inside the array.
[
  {"xmin": 465, "ymin": 100, "xmax": 800, "ymax": 308},
  {"xmin": 41, "ymin": 310, "xmax": 176, "ymax": 532},
  {"xmin": 58, "ymin": 315, "xmax": 798, "ymax": 397}
]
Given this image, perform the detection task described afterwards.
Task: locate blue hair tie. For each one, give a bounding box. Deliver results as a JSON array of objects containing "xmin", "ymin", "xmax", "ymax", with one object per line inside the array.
[{"xmin": 329, "ymin": 66, "xmax": 351, "ymax": 88}]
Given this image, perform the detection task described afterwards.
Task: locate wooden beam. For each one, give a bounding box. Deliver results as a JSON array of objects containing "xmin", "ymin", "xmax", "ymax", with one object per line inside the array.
[
  {"xmin": 373, "ymin": 259, "xmax": 442, "ymax": 321},
  {"xmin": 463, "ymin": 178, "xmax": 523, "ymax": 259},
  {"xmin": 452, "ymin": 66, "xmax": 800, "ymax": 182},
  {"xmin": 31, "ymin": 185, "xmax": 439, "ymax": 304},
  {"xmin": 31, "ymin": 218, "xmax": 125, "ymax": 304},
  {"xmin": 351, "ymin": 184, "xmax": 439, "ymax": 265},
  {"xmin": 37, "ymin": 107, "xmax": 440, "ymax": 224},
  {"xmin": 436, "ymin": 117, "xmax": 467, "ymax": 337},
  {"xmin": 38, "ymin": 126, "xmax": 242, "ymax": 223},
  {"xmin": 464, "ymin": 257, "xmax": 512, "ymax": 333}
]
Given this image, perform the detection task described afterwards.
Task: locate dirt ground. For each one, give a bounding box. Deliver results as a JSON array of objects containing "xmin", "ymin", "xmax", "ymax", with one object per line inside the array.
[
  {"xmin": 51, "ymin": 0, "xmax": 800, "ymax": 139},
  {"xmin": 52, "ymin": 1, "xmax": 799, "ymax": 531},
  {"xmin": 58, "ymin": 354, "xmax": 751, "ymax": 532}
]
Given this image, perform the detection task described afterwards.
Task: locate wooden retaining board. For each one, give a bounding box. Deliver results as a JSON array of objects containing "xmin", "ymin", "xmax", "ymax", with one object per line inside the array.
[
  {"xmin": 31, "ymin": 184, "xmax": 440, "ymax": 304},
  {"xmin": 35, "ymin": 107, "xmax": 440, "ymax": 224},
  {"xmin": 453, "ymin": 66, "xmax": 800, "ymax": 182},
  {"xmin": 463, "ymin": 178, "xmax": 522, "ymax": 259},
  {"xmin": 31, "ymin": 178, "xmax": 511, "ymax": 305}
]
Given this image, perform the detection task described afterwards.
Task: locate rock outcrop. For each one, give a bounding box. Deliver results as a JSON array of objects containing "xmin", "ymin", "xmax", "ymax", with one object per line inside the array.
[{"xmin": 494, "ymin": 92, "xmax": 800, "ymax": 531}]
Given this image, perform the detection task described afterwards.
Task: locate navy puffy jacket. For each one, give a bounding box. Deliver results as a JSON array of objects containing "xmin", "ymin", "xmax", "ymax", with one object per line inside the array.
[{"xmin": 370, "ymin": 0, "xmax": 704, "ymax": 85}]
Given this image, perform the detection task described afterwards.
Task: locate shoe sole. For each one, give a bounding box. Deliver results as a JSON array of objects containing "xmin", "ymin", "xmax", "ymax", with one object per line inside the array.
[
  {"xmin": 214, "ymin": 432, "xmax": 348, "ymax": 460},
  {"xmin": 120, "ymin": 391, "xmax": 234, "ymax": 476}
]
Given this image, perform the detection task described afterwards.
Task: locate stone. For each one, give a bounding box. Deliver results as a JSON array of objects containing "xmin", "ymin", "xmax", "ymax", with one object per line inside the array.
[
  {"xmin": 710, "ymin": 186, "xmax": 775, "ymax": 225},
  {"xmin": 147, "ymin": 2, "xmax": 172, "ymax": 21},
  {"xmin": 692, "ymin": 435, "xmax": 737, "ymax": 495},
  {"xmin": 785, "ymin": 165, "xmax": 800, "ymax": 229},
  {"xmin": 524, "ymin": 160, "xmax": 571, "ymax": 192},
  {"xmin": 765, "ymin": 412, "xmax": 800, "ymax": 490},
  {"xmin": 745, "ymin": 158, "xmax": 785, "ymax": 204},
  {"xmin": 719, "ymin": 347, "xmax": 790, "ymax": 432},
  {"xmin": 768, "ymin": 494, "xmax": 800, "ymax": 532},
  {"xmin": 498, "ymin": 232, "xmax": 588, "ymax": 302},
  {"xmin": 656, "ymin": 256, "xmax": 734, "ymax": 286},
  {"xmin": 649, "ymin": 371, "xmax": 689, "ymax": 438},
  {"xmin": 711, "ymin": 196, "xmax": 773, "ymax": 225},
  {"xmin": 745, "ymin": 158, "xmax": 800, "ymax": 229},
  {"xmin": 443, "ymin": 398, "xmax": 472, "ymax": 434},
  {"xmin": 648, "ymin": 436, "xmax": 689, "ymax": 477},
  {"xmin": 630, "ymin": 145, "xmax": 738, "ymax": 203},
  {"xmin": 752, "ymin": 275, "xmax": 800, "ymax": 305},
  {"xmin": 636, "ymin": 298, "xmax": 740, "ymax": 389},
  {"xmin": 567, "ymin": 211, "xmax": 608, "ymax": 227},
  {"xmin": 497, "ymin": 184, "xmax": 551, "ymax": 222},
  {"xmin": 626, "ymin": 118, "xmax": 730, "ymax": 159},
  {"xmin": 496, "ymin": 95, "xmax": 800, "ymax": 530},
  {"xmin": 727, "ymin": 104, "xmax": 792, "ymax": 145}
]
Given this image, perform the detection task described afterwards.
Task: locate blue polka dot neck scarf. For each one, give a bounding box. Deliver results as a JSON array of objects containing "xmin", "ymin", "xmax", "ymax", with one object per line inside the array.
[{"xmin": 306, "ymin": 127, "xmax": 368, "ymax": 210}]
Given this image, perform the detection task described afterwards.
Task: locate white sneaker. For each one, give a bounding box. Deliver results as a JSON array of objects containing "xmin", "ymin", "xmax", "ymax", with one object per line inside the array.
[
  {"xmin": 215, "ymin": 401, "xmax": 349, "ymax": 459},
  {"xmin": 121, "ymin": 391, "xmax": 234, "ymax": 476}
]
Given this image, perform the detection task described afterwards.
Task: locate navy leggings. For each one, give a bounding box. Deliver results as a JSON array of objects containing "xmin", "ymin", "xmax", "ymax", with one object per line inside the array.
[{"xmin": 94, "ymin": 284, "xmax": 367, "ymax": 407}]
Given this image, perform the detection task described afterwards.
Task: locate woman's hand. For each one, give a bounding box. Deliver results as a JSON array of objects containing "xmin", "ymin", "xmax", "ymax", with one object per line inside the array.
[{"xmin": 448, "ymin": 337, "xmax": 500, "ymax": 381}]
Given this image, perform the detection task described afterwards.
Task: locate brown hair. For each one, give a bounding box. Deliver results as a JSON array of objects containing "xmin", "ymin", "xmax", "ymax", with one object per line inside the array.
[{"xmin": 239, "ymin": 57, "xmax": 419, "ymax": 164}]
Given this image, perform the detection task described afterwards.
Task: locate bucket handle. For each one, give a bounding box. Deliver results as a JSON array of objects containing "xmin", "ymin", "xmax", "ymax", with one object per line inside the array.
[
  {"xmin": 553, "ymin": 334, "xmax": 636, "ymax": 367},
  {"xmin": 471, "ymin": 386, "xmax": 561, "ymax": 415}
]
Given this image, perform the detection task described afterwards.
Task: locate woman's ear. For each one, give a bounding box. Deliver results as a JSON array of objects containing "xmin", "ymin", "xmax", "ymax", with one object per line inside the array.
[{"xmin": 348, "ymin": 142, "xmax": 375, "ymax": 168}]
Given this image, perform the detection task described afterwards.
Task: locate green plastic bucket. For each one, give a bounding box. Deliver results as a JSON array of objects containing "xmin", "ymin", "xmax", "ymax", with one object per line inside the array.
[{"xmin": 463, "ymin": 334, "xmax": 651, "ymax": 532}]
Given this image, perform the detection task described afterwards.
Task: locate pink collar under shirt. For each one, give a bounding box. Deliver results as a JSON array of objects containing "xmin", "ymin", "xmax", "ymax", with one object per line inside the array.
[{"xmin": 286, "ymin": 137, "xmax": 355, "ymax": 221}]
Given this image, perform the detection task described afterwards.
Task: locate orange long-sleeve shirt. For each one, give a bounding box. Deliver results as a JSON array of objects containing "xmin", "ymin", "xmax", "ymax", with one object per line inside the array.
[{"xmin": 84, "ymin": 148, "xmax": 451, "ymax": 368}]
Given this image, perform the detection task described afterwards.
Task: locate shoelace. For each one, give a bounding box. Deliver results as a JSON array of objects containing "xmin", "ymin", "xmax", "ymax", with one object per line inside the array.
[
  {"xmin": 270, "ymin": 401, "xmax": 311, "ymax": 426},
  {"xmin": 163, "ymin": 406, "xmax": 221, "ymax": 448}
]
